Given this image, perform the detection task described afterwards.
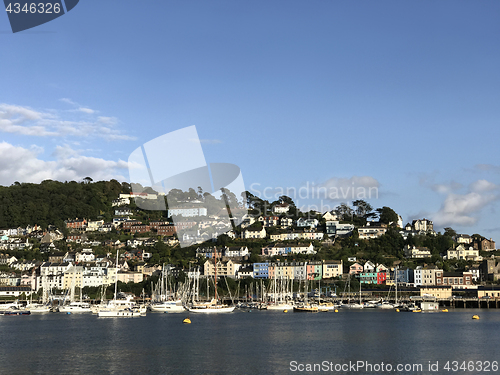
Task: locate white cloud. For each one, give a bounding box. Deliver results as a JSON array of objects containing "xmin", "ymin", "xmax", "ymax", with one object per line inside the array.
[
  {"xmin": 59, "ymin": 98, "xmax": 77, "ymax": 105},
  {"xmin": 0, "ymin": 102, "xmax": 135, "ymax": 141},
  {"xmin": 470, "ymin": 179, "xmax": 497, "ymax": 193},
  {"xmin": 0, "ymin": 142, "xmax": 129, "ymax": 185},
  {"xmin": 431, "ymin": 179, "xmax": 500, "ymax": 228},
  {"xmin": 431, "ymin": 181, "xmax": 463, "ymax": 194},
  {"xmin": 78, "ymin": 107, "xmax": 95, "ymax": 114}
]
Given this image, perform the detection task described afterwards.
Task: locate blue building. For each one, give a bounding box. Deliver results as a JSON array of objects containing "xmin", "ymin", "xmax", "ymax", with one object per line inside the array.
[
  {"xmin": 253, "ymin": 262, "xmax": 270, "ymax": 279},
  {"xmin": 395, "ymin": 268, "xmax": 414, "ymax": 285}
]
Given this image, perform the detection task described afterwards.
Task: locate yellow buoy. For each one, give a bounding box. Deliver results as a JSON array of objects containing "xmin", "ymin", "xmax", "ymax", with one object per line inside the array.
[
  {"xmin": 334, "ymin": 309, "xmax": 338, "ymax": 313},
  {"xmin": 395, "ymin": 309, "xmax": 400, "ymax": 312},
  {"xmin": 442, "ymin": 309, "xmax": 448, "ymax": 312},
  {"xmin": 472, "ymin": 315, "xmax": 480, "ymax": 320},
  {"xmin": 183, "ymin": 318, "xmax": 191, "ymax": 324},
  {"xmin": 283, "ymin": 309, "xmax": 288, "ymax": 313}
]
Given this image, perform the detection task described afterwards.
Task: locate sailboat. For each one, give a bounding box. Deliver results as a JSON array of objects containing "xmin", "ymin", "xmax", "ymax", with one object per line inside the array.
[
  {"xmin": 25, "ymin": 277, "xmax": 51, "ymax": 313},
  {"xmin": 188, "ymin": 248, "xmax": 235, "ymax": 313},
  {"xmin": 267, "ymin": 274, "xmax": 294, "ymax": 311},
  {"xmin": 150, "ymin": 264, "xmax": 185, "ymax": 313},
  {"xmin": 59, "ymin": 265, "xmax": 92, "ymax": 313},
  {"xmin": 293, "ymin": 279, "xmax": 319, "ymax": 312},
  {"xmin": 377, "ymin": 266, "xmax": 401, "ymax": 309},
  {"xmin": 97, "ymin": 251, "xmax": 144, "ymax": 317},
  {"xmin": 341, "ymin": 275, "xmax": 364, "ymax": 309}
]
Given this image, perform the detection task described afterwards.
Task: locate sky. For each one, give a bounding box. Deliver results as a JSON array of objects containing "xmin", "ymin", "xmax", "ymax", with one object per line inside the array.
[{"xmin": 1, "ymin": 0, "xmax": 499, "ymax": 241}]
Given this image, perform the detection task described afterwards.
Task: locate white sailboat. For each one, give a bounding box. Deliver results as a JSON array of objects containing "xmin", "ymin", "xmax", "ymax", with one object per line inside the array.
[
  {"xmin": 267, "ymin": 275, "xmax": 293, "ymax": 311},
  {"xmin": 26, "ymin": 279, "xmax": 51, "ymax": 313},
  {"xmin": 97, "ymin": 251, "xmax": 143, "ymax": 317},
  {"xmin": 188, "ymin": 248, "xmax": 234, "ymax": 313},
  {"xmin": 377, "ymin": 266, "xmax": 399, "ymax": 309},
  {"xmin": 341, "ymin": 275, "xmax": 364, "ymax": 309},
  {"xmin": 150, "ymin": 264, "xmax": 185, "ymax": 313},
  {"xmin": 59, "ymin": 265, "xmax": 92, "ymax": 313}
]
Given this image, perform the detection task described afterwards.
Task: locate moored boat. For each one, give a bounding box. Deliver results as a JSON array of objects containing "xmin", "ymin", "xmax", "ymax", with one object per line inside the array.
[{"xmin": 59, "ymin": 301, "xmax": 92, "ymax": 313}]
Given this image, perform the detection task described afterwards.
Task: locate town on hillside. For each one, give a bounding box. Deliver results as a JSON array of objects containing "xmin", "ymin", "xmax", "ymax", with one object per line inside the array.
[{"xmin": 0, "ymin": 181, "xmax": 499, "ymax": 302}]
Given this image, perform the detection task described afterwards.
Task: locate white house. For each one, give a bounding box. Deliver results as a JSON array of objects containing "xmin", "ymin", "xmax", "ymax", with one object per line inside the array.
[
  {"xmin": 404, "ymin": 245, "xmax": 432, "ymax": 259},
  {"xmin": 296, "ymin": 218, "xmax": 319, "ymax": 228},
  {"xmin": 364, "ymin": 261, "xmax": 376, "ymax": 272},
  {"xmin": 446, "ymin": 244, "xmax": 482, "ymax": 261},
  {"xmin": 272, "ymin": 203, "xmax": 290, "ymax": 214},
  {"xmin": 243, "ymin": 227, "xmax": 266, "ymax": 239},
  {"xmin": 168, "ymin": 206, "xmax": 208, "ymax": 218},
  {"xmin": 86, "ymin": 220, "xmax": 104, "ymax": 232}
]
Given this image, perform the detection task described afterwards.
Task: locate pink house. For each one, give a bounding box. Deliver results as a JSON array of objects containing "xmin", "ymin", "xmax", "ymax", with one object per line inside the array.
[{"xmin": 349, "ymin": 262, "xmax": 363, "ymax": 275}]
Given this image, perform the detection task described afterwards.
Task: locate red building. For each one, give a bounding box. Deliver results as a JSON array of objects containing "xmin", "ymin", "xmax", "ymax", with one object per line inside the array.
[
  {"xmin": 129, "ymin": 225, "xmax": 150, "ymax": 234},
  {"xmin": 65, "ymin": 219, "xmax": 87, "ymax": 230},
  {"xmin": 377, "ymin": 271, "xmax": 387, "ymax": 284},
  {"xmin": 156, "ymin": 225, "xmax": 176, "ymax": 236}
]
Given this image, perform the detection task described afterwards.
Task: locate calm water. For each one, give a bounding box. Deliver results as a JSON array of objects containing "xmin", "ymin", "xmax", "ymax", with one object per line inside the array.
[{"xmin": 1, "ymin": 309, "xmax": 499, "ymax": 374}]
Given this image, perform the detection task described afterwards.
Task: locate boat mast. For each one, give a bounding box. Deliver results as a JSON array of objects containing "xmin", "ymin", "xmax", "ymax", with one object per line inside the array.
[
  {"xmin": 214, "ymin": 246, "xmax": 218, "ymax": 302},
  {"xmin": 114, "ymin": 250, "xmax": 119, "ymax": 300},
  {"xmin": 395, "ymin": 266, "xmax": 398, "ymax": 305}
]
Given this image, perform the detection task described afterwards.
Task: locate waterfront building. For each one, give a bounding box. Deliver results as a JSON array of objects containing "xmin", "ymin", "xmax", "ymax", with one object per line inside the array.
[
  {"xmin": 419, "ymin": 286, "xmax": 452, "ymax": 299},
  {"xmin": 364, "ymin": 261, "xmax": 376, "ymax": 272},
  {"xmin": 359, "ymin": 272, "xmax": 377, "ymax": 284},
  {"xmin": 322, "ymin": 260, "xmax": 343, "ymax": 279},
  {"xmin": 203, "ymin": 259, "xmax": 241, "ymax": 278},
  {"xmin": 414, "ymin": 265, "xmax": 441, "ymax": 287},
  {"xmin": 377, "ymin": 271, "xmax": 387, "ymax": 284},
  {"xmin": 306, "ymin": 261, "xmax": 322, "ymax": 280},
  {"xmin": 349, "ymin": 262, "xmax": 363, "ymax": 275},
  {"xmin": 435, "ymin": 271, "xmax": 473, "ymax": 288},
  {"xmin": 253, "ymin": 262, "xmax": 269, "ymax": 279},
  {"xmin": 395, "ymin": 267, "xmax": 414, "ymax": 285},
  {"xmin": 291, "ymin": 262, "xmax": 307, "ymax": 280}
]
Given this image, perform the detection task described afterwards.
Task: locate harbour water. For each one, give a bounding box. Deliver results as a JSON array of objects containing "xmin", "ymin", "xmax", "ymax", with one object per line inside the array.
[{"xmin": 1, "ymin": 309, "xmax": 499, "ymax": 374}]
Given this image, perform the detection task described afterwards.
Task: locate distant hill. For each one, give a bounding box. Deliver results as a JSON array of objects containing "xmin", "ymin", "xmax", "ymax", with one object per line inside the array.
[{"xmin": 0, "ymin": 179, "xmax": 129, "ymax": 229}]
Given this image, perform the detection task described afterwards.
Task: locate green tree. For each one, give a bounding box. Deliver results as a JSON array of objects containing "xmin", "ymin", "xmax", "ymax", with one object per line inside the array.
[{"xmin": 376, "ymin": 206, "xmax": 399, "ymax": 225}]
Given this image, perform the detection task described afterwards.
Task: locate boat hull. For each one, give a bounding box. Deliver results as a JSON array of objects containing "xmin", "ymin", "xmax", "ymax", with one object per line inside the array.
[
  {"xmin": 98, "ymin": 309, "xmax": 141, "ymax": 317},
  {"xmin": 188, "ymin": 306, "xmax": 235, "ymax": 313},
  {"xmin": 1, "ymin": 310, "xmax": 31, "ymax": 315}
]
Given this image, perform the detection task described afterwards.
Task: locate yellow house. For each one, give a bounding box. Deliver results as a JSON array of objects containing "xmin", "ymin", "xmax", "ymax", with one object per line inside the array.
[
  {"xmin": 477, "ymin": 288, "xmax": 500, "ymax": 298},
  {"xmin": 63, "ymin": 266, "xmax": 83, "ymax": 289},
  {"xmin": 322, "ymin": 260, "xmax": 343, "ymax": 279},
  {"xmin": 420, "ymin": 286, "xmax": 452, "ymax": 299}
]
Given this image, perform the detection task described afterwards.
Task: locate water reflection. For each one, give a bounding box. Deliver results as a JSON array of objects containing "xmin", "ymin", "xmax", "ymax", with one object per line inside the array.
[{"xmin": 0, "ymin": 309, "xmax": 499, "ymax": 374}]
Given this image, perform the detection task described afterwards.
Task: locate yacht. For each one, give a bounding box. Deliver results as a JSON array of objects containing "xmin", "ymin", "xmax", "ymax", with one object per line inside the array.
[
  {"xmin": 59, "ymin": 301, "xmax": 92, "ymax": 313},
  {"xmin": 150, "ymin": 299, "xmax": 185, "ymax": 313}
]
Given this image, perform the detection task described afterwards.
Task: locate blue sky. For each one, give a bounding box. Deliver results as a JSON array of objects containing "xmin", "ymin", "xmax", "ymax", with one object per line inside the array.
[{"xmin": 1, "ymin": 1, "xmax": 500, "ymax": 241}]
